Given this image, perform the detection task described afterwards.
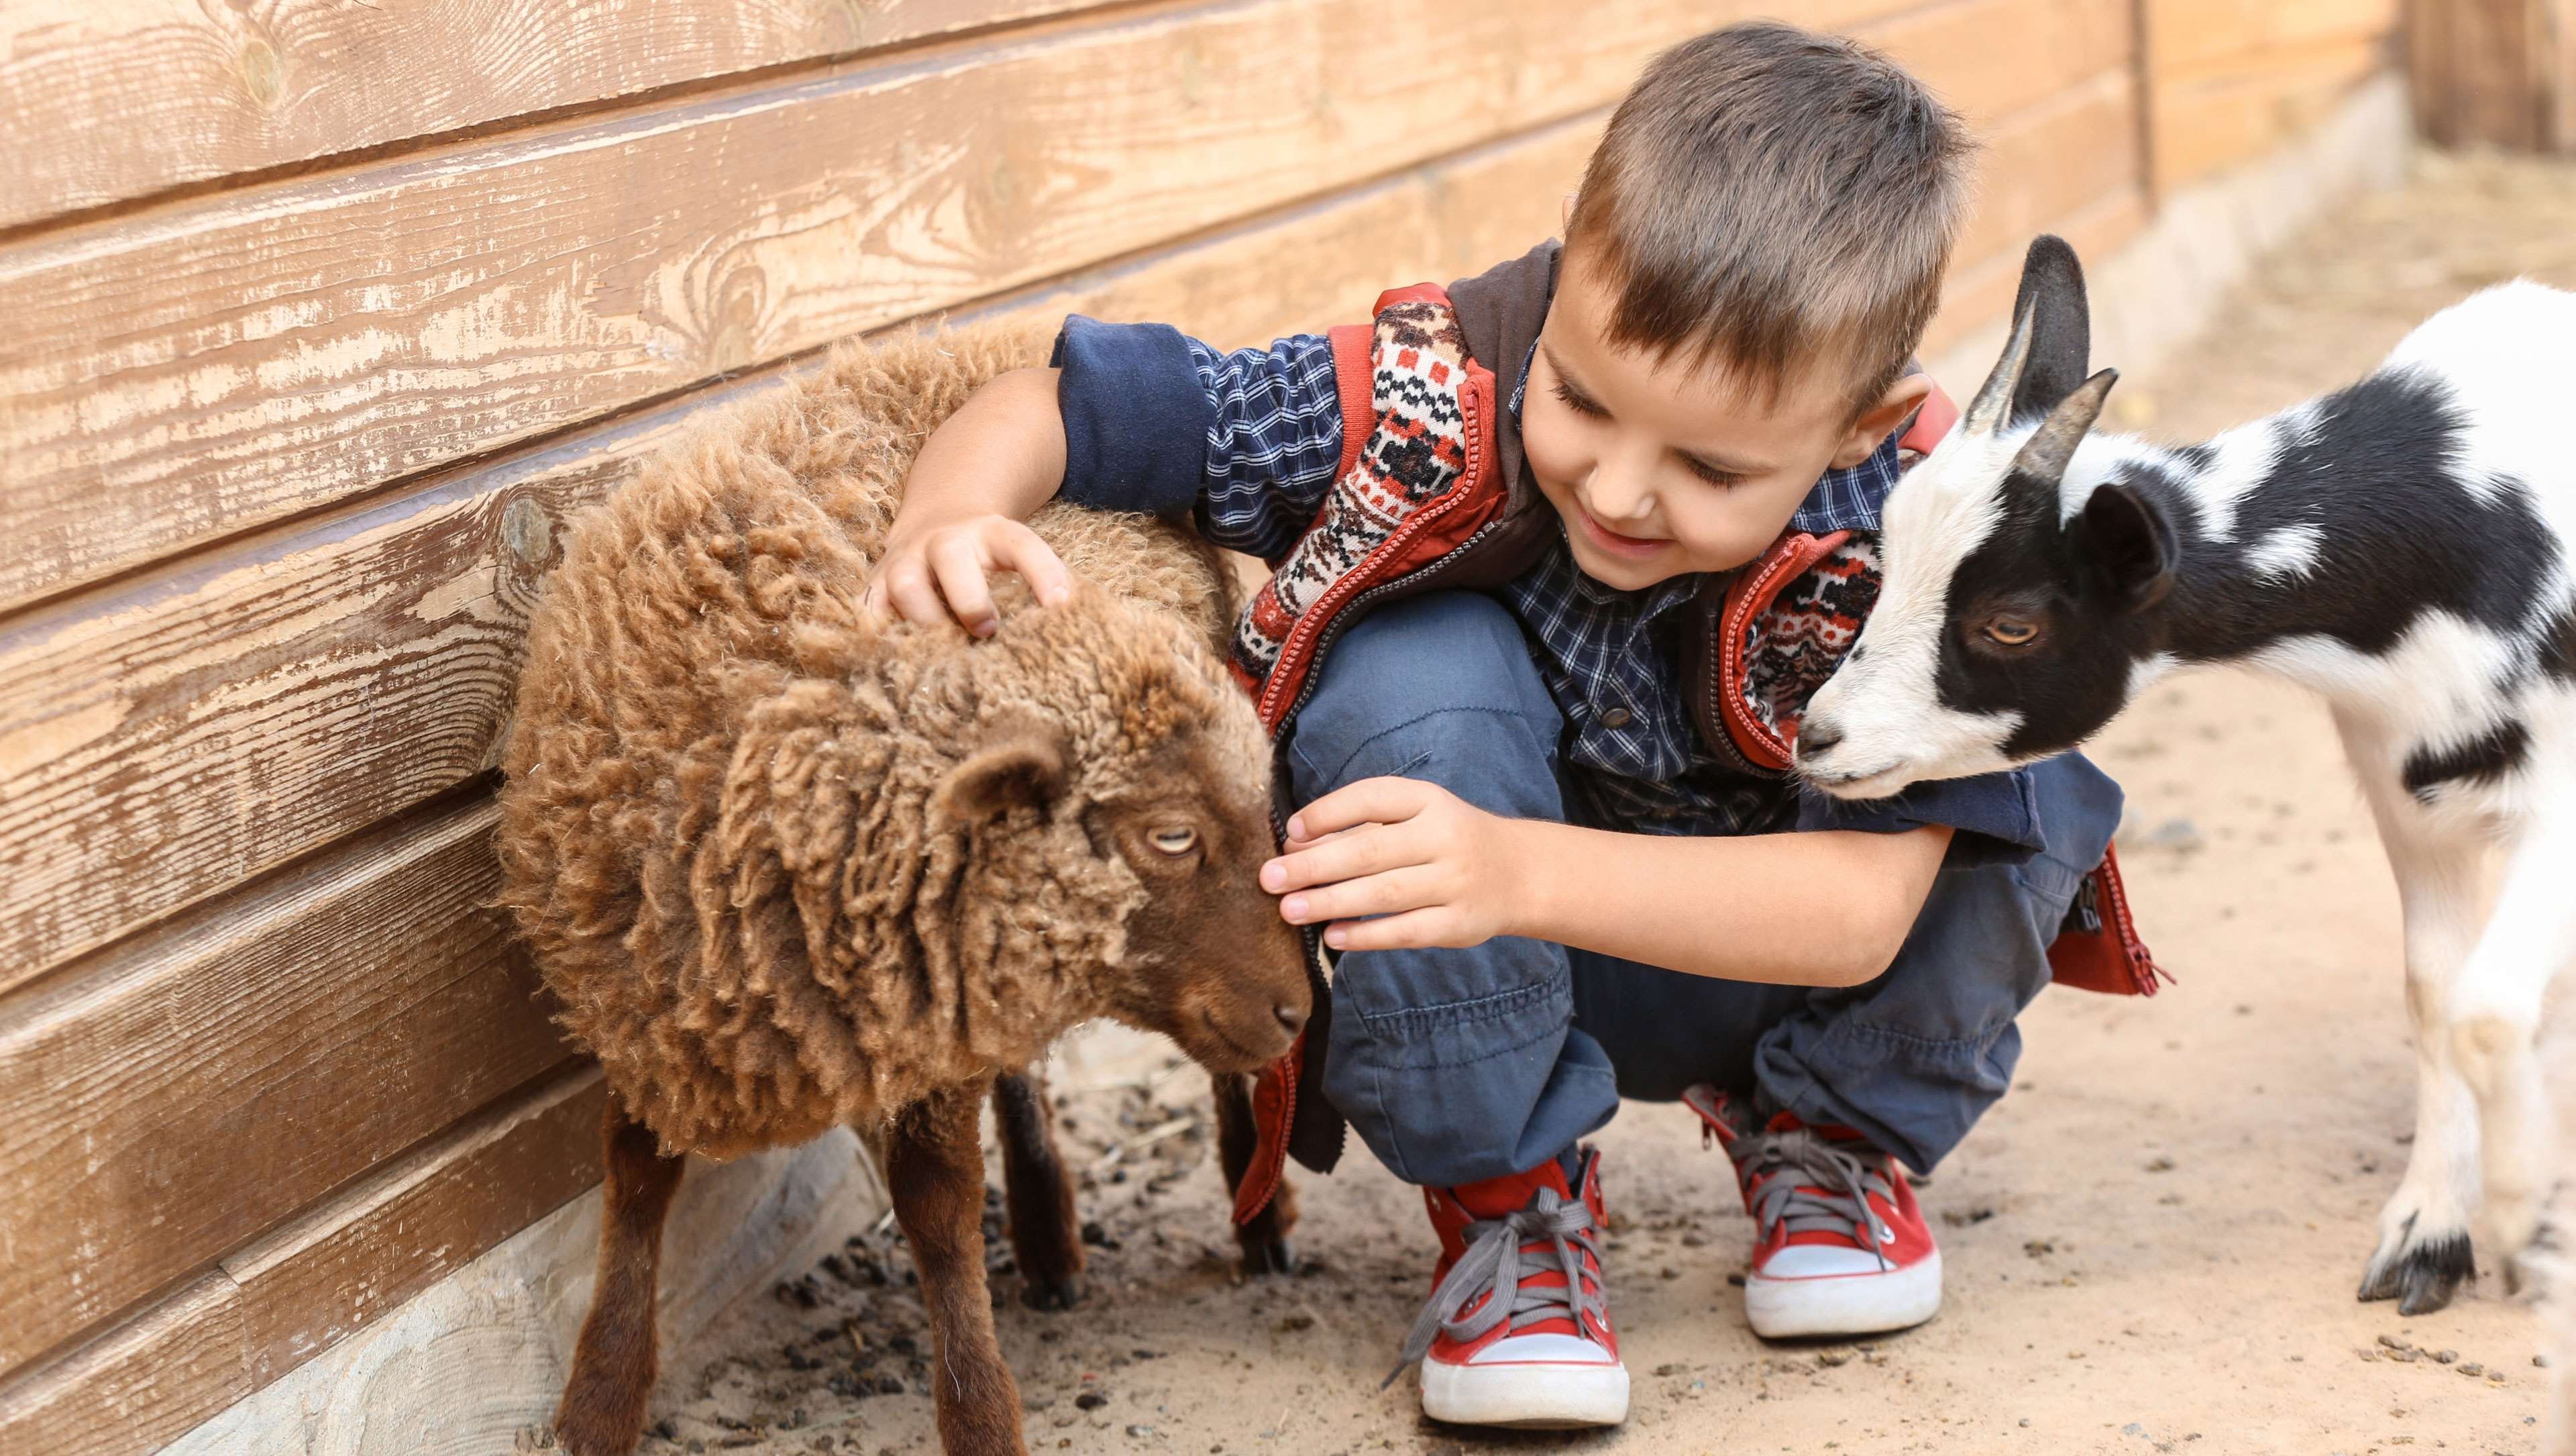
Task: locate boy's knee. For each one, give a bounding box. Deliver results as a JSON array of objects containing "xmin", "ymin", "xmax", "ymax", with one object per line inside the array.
[{"xmin": 1287, "ymin": 592, "xmax": 1562, "ymax": 811}]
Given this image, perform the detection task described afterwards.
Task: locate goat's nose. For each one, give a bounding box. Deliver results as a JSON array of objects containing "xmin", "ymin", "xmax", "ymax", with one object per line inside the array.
[
  {"xmin": 1798, "ymin": 719, "xmax": 1844, "ymax": 759},
  {"xmin": 1274, "ymin": 1001, "xmax": 1308, "ymax": 1036}
]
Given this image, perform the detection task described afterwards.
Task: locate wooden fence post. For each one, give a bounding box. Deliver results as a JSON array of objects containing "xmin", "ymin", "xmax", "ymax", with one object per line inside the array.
[{"xmin": 2408, "ymin": 0, "xmax": 2576, "ymax": 149}]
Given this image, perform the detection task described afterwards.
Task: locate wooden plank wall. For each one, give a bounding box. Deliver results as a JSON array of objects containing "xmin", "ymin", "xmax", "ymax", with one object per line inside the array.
[
  {"xmin": 2144, "ymin": 0, "xmax": 2402, "ymax": 195},
  {"xmin": 0, "ymin": 2, "xmax": 2394, "ymax": 1449}
]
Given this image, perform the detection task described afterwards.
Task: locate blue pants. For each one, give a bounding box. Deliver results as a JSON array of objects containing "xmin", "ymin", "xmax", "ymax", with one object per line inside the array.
[{"xmin": 1285, "ymin": 592, "xmax": 2122, "ymax": 1188}]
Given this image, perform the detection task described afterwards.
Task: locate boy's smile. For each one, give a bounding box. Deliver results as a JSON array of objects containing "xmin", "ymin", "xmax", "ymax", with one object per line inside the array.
[{"xmin": 1522, "ymin": 247, "xmax": 1931, "ymax": 590}]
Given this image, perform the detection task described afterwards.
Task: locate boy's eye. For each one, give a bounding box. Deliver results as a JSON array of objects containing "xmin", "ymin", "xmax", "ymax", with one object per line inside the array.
[
  {"xmin": 1550, "ymin": 379, "xmax": 1609, "ymax": 419},
  {"xmin": 1679, "ymin": 455, "xmax": 1746, "ymax": 488}
]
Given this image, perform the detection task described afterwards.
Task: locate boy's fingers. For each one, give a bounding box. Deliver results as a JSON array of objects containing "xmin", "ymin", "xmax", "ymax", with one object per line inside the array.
[
  {"xmin": 1279, "ymin": 865, "xmax": 1440, "ymax": 926},
  {"xmin": 879, "ymin": 558, "xmax": 949, "ymax": 628},
  {"xmin": 1264, "ymin": 825, "xmax": 1422, "ymax": 894},
  {"xmin": 1285, "ymin": 777, "xmax": 1431, "ymax": 841},
  {"xmin": 1322, "ymin": 908, "xmax": 1458, "ymax": 953},
  {"xmin": 996, "ymin": 522, "xmax": 1074, "ymax": 607},
  {"xmin": 927, "ymin": 535, "xmax": 999, "ymax": 636}
]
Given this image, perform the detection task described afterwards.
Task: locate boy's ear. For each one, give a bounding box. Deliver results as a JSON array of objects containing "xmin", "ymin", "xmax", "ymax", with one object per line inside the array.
[
  {"xmin": 1830, "ymin": 372, "xmax": 1935, "ymax": 469},
  {"xmin": 1560, "ymin": 192, "xmax": 1577, "ymax": 232}
]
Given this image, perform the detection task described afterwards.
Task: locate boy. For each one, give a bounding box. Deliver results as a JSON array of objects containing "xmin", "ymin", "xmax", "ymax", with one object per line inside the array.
[{"xmin": 872, "ymin": 21, "xmax": 2131, "ymax": 1430}]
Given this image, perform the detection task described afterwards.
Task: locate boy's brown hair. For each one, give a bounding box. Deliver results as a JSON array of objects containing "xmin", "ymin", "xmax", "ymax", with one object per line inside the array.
[{"xmin": 1566, "ymin": 21, "xmax": 1974, "ymax": 417}]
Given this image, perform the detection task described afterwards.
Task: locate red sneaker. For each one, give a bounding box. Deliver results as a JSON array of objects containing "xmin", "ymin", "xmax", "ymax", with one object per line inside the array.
[
  {"xmin": 1389, "ymin": 1148, "xmax": 1629, "ymax": 1428},
  {"xmin": 1684, "ymin": 1086, "xmax": 1942, "ymax": 1339}
]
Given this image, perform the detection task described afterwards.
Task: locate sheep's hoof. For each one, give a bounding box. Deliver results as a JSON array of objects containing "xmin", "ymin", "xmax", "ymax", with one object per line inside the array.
[
  {"xmin": 2358, "ymin": 1221, "xmax": 2475, "ymax": 1315},
  {"xmin": 1238, "ymin": 1232, "xmax": 1297, "ymax": 1278},
  {"xmin": 1022, "ymin": 1272, "xmax": 1086, "ymax": 1311}
]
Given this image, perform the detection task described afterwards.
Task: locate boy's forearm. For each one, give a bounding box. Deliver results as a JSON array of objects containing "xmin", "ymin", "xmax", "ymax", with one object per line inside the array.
[
  {"xmin": 892, "ymin": 366, "xmax": 1067, "ymax": 529},
  {"xmin": 1506, "ymin": 819, "xmax": 1953, "ymax": 987}
]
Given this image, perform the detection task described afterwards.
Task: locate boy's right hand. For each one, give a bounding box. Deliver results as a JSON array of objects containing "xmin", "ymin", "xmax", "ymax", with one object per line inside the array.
[{"xmin": 863, "ymin": 514, "xmax": 1074, "ymax": 638}]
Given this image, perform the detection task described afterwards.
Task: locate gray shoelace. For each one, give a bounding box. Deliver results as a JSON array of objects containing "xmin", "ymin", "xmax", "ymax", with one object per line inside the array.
[
  {"xmin": 1730, "ymin": 1127, "xmax": 1896, "ymax": 1270},
  {"xmin": 1383, "ymin": 1189, "xmax": 1607, "ymax": 1388}
]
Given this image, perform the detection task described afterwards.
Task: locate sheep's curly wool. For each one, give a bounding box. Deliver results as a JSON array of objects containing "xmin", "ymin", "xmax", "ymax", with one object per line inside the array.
[{"xmin": 496, "ymin": 325, "xmax": 1255, "ymax": 1159}]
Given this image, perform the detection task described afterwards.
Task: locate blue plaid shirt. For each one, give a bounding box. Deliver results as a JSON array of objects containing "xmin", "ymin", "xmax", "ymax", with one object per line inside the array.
[{"xmin": 1050, "ymin": 316, "xmax": 2047, "ymax": 857}]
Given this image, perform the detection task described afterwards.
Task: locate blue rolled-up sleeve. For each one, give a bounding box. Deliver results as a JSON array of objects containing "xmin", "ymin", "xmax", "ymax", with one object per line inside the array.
[
  {"xmin": 1051, "ymin": 316, "xmax": 1214, "ymax": 519},
  {"xmin": 1794, "ymin": 765, "xmax": 2049, "ymax": 868}
]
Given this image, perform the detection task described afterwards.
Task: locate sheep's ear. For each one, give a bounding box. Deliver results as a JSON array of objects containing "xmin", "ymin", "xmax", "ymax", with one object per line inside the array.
[
  {"xmin": 1965, "ymin": 236, "xmax": 2092, "ymax": 435},
  {"xmin": 2008, "ymin": 367, "xmax": 2117, "ymax": 483},
  {"xmin": 941, "ymin": 716, "xmax": 1069, "ymax": 821},
  {"xmin": 2070, "ymin": 478, "xmax": 2176, "ymax": 614}
]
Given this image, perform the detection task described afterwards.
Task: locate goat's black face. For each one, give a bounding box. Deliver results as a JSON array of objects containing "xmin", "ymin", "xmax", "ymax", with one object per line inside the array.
[
  {"xmin": 1935, "ymin": 470, "xmax": 2179, "ymax": 763},
  {"xmin": 1799, "ymin": 235, "xmax": 2180, "ymax": 798}
]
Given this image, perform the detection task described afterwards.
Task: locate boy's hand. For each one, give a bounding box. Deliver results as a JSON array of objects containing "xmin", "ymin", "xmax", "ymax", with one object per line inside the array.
[
  {"xmin": 1260, "ymin": 778, "xmax": 1534, "ymax": 952},
  {"xmin": 863, "ymin": 514, "xmax": 1073, "ymax": 637}
]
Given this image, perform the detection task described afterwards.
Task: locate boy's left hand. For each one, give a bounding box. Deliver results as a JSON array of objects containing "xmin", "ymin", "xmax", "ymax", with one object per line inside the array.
[{"xmin": 1260, "ymin": 778, "xmax": 1532, "ymax": 952}]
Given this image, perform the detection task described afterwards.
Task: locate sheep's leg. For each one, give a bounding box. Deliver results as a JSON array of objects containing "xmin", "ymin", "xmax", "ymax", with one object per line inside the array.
[
  {"xmin": 555, "ymin": 1099, "xmax": 687, "ymax": 1456},
  {"xmin": 2444, "ymin": 790, "xmax": 2576, "ymax": 1291},
  {"xmin": 890, "ymin": 1084, "xmax": 1027, "ymax": 1456},
  {"xmin": 1212, "ymin": 1070, "xmax": 1298, "ymax": 1275},
  {"xmin": 994, "ymin": 1069, "xmax": 1085, "ymax": 1310},
  {"xmin": 2349, "ymin": 739, "xmax": 2488, "ymax": 1314}
]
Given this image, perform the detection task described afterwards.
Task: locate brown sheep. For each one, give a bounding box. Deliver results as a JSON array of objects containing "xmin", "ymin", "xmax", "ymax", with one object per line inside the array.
[{"xmin": 494, "ymin": 323, "xmax": 1313, "ymax": 1456}]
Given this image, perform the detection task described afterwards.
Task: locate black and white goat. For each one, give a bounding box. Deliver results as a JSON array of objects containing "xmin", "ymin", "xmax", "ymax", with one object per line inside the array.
[{"xmin": 1798, "ymin": 236, "xmax": 2575, "ymax": 1317}]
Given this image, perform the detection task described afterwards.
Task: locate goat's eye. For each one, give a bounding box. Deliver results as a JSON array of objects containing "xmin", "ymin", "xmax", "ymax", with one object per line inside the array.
[
  {"xmin": 1982, "ymin": 616, "xmax": 2041, "ymax": 647},
  {"xmin": 1148, "ymin": 826, "xmax": 1199, "ymax": 856}
]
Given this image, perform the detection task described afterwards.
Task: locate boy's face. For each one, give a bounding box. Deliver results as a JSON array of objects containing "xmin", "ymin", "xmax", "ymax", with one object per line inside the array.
[{"xmin": 1522, "ymin": 250, "xmax": 1928, "ymax": 589}]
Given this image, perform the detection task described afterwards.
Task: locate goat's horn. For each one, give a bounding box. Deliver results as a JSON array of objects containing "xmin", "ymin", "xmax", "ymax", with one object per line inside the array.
[
  {"xmin": 1964, "ymin": 298, "xmax": 2039, "ymax": 436},
  {"xmin": 2007, "ymin": 368, "xmax": 2118, "ymax": 482}
]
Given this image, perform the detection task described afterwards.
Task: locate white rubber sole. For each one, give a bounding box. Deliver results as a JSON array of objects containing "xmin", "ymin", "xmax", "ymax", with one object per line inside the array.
[
  {"xmin": 1744, "ymin": 1250, "xmax": 1943, "ymax": 1339},
  {"xmin": 1419, "ymin": 1357, "xmax": 1630, "ymax": 1428}
]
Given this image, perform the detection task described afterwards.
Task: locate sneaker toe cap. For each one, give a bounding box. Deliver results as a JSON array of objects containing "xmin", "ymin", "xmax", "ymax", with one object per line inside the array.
[
  {"xmin": 1466, "ymin": 1332, "xmax": 1621, "ymax": 1366},
  {"xmin": 1754, "ymin": 1243, "xmax": 1899, "ymax": 1280}
]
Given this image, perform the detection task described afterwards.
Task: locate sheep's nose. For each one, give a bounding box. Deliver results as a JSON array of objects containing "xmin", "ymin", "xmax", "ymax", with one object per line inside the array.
[
  {"xmin": 1274, "ymin": 1001, "xmax": 1308, "ymax": 1036},
  {"xmin": 1798, "ymin": 719, "xmax": 1844, "ymax": 760}
]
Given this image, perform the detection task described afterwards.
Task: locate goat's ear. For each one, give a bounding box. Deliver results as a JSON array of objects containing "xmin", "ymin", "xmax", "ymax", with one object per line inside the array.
[
  {"xmin": 2008, "ymin": 367, "xmax": 2117, "ymax": 483},
  {"xmin": 1965, "ymin": 236, "xmax": 2092, "ymax": 435},
  {"xmin": 941, "ymin": 715, "xmax": 1069, "ymax": 822},
  {"xmin": 2071, "ymin": 480, "xmax": 2177, "ymax": 614}
]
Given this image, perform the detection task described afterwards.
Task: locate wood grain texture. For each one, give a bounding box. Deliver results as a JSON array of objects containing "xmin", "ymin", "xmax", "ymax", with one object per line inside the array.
[
  {"xmin": 0, "ymin": 796, "xmax": 574, "ymax": 1371},
  {"xmin": 0, "ymin": 0, "xmax": 1728, "ymax": 617},
  {"xmin": 2152, "ymin": 38, "xmax": 2389, "ymax": 191},
  {"xmin": 1951, "ymin": 69, "xmax": 2144, "ymax": 287},
  {"xmin": 0, "ymin": 109, "xmax": 1596, "ymax": 986},
  {"xmin": 0, "ymin": 1072, "xmax": 602, "ymax": 1453},
  {"xmin": 0, "ymin": 0, "xmax": 1101, "ymax": 231},
  {"xmin": 1924, "ymin": 183, "xmax": 2153, "ymax": 361},
  {"xmin": 2145, "ymin": 0, "xmax": 2398, "ymax": 187},
  {"xmin": 1861, "ymin": 0, "xmax": 2134, "ymax": 123},
  {"xmin": 224, "ymin": 1068, "xmax": 606, "ymax": 1386},
  {"xmin": 0, "ymin": 1272, "xmax": 250, "ymax": 1456}
]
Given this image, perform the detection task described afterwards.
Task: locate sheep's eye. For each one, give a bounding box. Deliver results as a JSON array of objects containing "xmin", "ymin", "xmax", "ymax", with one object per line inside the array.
[
  {"xmin": 1983, "ymin": 616, "xmax": 2041, "ymax": 647},
  {"xmin": 1148, "ymin": 826, "xmax": 1199, "ymax": 856}
]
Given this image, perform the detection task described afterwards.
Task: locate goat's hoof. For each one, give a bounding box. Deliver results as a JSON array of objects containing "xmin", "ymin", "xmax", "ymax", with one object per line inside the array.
[
  {"xmin": 2359, "ymin": 1226, "xmax": 2475, "ymax": 1314},
  {"xmin": 1022, "ymin": 1272, "xmax": 1086, "ymax": 1311},
  {"xmin": 1238, "ymin": 1233, "xmax": 1297, "ymax": 1277}
]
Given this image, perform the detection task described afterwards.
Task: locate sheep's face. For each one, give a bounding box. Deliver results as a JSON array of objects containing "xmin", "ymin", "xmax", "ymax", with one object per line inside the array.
[
  {"xmin": 1798, "ymin": 236, "xmax": 2173, "ymax": 800},
  {"xmin": 1087, "ymin": 731, "xmax": 1311, "ymax": 1074},
  {"xmin": 935, "ymin": 605, "xmax": 1310, "ymax": 1073}
]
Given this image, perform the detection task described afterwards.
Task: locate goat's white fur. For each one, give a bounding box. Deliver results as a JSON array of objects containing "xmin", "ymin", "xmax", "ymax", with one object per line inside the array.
[{"xmin": 1807, "ymin": 277, "xmax": 2576, "ymax": 1333}]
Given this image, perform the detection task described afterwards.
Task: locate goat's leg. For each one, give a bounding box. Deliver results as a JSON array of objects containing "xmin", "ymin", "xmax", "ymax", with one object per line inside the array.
[
  {"xmin": 555, "ymin": 1098, "xmax": 687, "ymax": 1456},
  {"xmin": 994, "ymin": 1068, "xmax": 1085, "ymax": 1310},
  {"xmin": 888, "ymin": 1084, "xmax": 1027, "ymax": 1456},
  {"xmin": 2349, "ymin": 747, "xmax": 2488, "ymax": 1314},
  {"xmin": 1212, "ymin": 1070, "xmax": 1299, "ymax": 1275},
  {"xmin": 2443, "ymin": 791, "xmax": 2576, "ymax": 1289}
]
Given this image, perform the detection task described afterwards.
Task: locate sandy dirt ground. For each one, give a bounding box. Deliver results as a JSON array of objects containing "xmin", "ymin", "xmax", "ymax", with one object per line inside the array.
[{"xmin": 598, "ymin": 152, "xmax": 2576, "ymax": 1456}]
